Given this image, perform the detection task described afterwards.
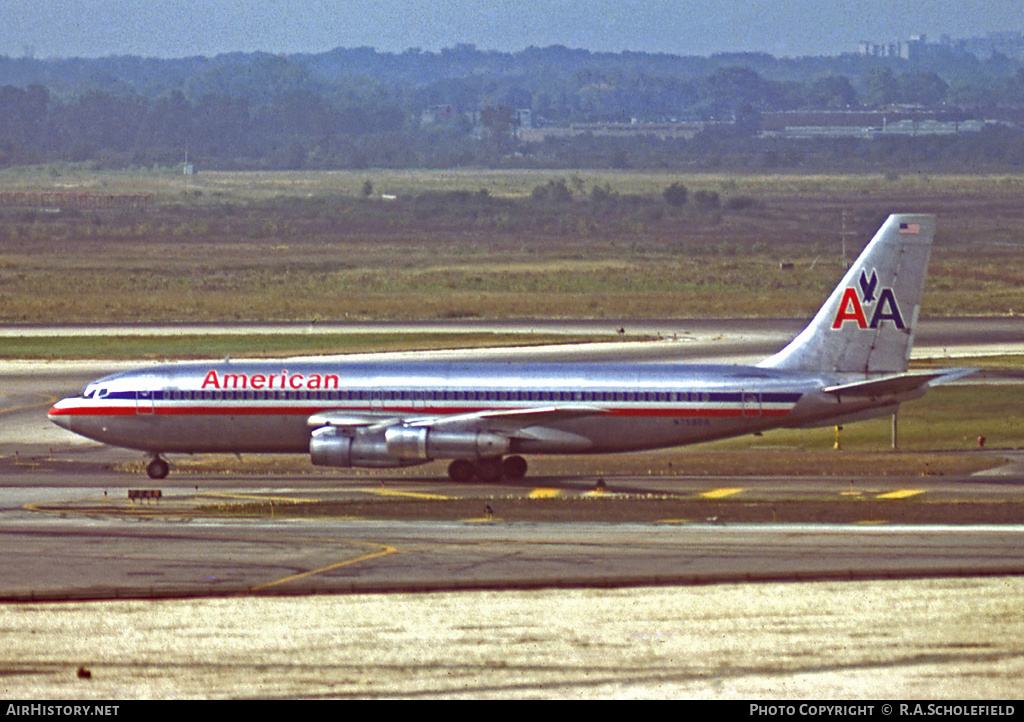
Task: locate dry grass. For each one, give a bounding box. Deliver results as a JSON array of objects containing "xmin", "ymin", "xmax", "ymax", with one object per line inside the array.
[
  {"xmin": 7, "ymin": 166, "xmax": 1024, "ymax": 200},
  {"xmin": 2, "ymin": 168, "xmax": 1024, "ymax": 323}
]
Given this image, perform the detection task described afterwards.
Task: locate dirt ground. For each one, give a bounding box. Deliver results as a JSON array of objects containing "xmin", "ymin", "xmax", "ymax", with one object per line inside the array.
[{"xmin": 247, "ymin": 495, "xmax": 1024, "ymax": 525}]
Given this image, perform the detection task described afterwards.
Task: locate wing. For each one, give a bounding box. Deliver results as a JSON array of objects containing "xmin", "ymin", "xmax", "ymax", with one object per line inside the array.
[
  {"xmin": 307, "ymin": 410, "xmax": 406, "ymax": 428},
  {"xmin": 412, "ymin": 405, "xmax": 609, "ymax": 450}
]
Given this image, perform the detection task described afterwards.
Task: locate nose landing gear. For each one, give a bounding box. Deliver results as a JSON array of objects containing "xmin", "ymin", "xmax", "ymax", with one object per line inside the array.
[{"xmin": 145, "ymin": 455, "xmax": 170, "ymax": 480}]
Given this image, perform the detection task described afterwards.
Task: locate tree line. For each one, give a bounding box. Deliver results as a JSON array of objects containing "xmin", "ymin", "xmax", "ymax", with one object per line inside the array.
[{"xmin": 1, "ymin": 45, "xmax": 1024, "ymax": 171}]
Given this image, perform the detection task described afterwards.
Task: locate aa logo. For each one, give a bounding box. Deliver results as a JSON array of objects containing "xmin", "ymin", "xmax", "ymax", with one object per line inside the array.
[{"xmin": 831, "ymin": 269, "xmax": 906, "ymax": 330}]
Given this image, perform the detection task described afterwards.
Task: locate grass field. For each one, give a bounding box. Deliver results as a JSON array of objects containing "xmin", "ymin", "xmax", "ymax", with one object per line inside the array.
[
  {"xmin": 0, "ymin": 331, "xmax": 613, "ymax": 360},
  {"xmin": 1, "ymin": 167, "xmax": 1023, "ymax": 323}
]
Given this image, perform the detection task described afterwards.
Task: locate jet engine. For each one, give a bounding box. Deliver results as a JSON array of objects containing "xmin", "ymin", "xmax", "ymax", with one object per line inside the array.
[
  {"xmin": 383, "ymin": 426, "xmax": 510, "ymax": 460},
  {"xmin": 309, "ymin": 426, "xmax": 421, "ymax": 468},
  {"xmin": 309, "ymin": 425, "xmax": 510, "ymax": 468}
]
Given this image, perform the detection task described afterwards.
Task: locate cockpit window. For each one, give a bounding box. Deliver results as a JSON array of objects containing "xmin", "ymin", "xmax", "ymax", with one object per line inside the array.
[{"xmin": 82, "ymin": 385, "xmax": 108, "ymax": 399}]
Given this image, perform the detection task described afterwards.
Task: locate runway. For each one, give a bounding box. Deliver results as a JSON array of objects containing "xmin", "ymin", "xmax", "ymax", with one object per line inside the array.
[
  {"xmin": 2, "ymin": 317, "xmax": 1023, "ymax": 698},
  {"xmin": 4, "ymin": 315, "xmax": 1024, "ymax": 363}
]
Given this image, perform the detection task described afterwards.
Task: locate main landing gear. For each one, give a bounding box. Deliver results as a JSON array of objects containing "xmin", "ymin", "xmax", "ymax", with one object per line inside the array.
[
  {"xmin": 142, "ymin": 453, "xmax": 526, "ymax": 483},
  {"xmin": 145, "ymin": 455, "xmax": 170, "ymax": 480},
  {"xmin": 447, "ymin": 455, "xmax": 528, "ymax": 483}
]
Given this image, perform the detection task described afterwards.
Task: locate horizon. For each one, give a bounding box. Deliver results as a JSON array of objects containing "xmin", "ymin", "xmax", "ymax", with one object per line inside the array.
[{"xmin": 1, "ymin": 1, "xmax": 1021, "ymax": 62}]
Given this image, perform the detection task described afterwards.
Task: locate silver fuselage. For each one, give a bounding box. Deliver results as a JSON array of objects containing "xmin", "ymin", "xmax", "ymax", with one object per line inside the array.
[{"xmin": 48, "ymin": 358, "xmax": 905, "ymax": 457}]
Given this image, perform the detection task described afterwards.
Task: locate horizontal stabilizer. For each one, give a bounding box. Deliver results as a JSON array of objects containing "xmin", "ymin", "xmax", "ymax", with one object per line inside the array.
[{"xmin": 823, "ymin": 368, "xmax": 976, "ymax": 397}]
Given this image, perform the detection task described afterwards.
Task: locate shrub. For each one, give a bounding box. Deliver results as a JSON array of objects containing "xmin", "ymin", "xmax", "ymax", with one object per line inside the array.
[{"xmin": 663, "ymin": 182, "xmax": 688, "ymax": 207}]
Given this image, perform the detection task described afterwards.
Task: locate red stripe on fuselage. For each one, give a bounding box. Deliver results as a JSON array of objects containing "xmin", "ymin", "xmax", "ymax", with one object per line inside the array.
[{"xmin": 50, "ymin": 403, "xmax": 793, "ymax": 419}]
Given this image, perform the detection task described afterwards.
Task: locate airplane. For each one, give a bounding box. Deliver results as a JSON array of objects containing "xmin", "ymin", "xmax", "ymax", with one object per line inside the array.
[{"xmin": 49, "ymin": 213, "xmax": 968, "ymax": 482}]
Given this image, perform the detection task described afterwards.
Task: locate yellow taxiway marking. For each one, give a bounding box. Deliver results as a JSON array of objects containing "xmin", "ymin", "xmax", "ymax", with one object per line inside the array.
[
  {"xmin": 252, "ymin": 542, "xmax": 398, "ymax": 591},
  {"xmin": 528, "ymin": 488, "xmax": 563, "ymax": 499},
  {"xmin": 876, "ymin": 489, "xmax": 925, "ymax": 500},
  {"xmin": 700, "ymin": 487, "xmax": 744, "ymax": 499},
  {"xmin": 0, "ymin": 393, "xmax": 57, "ymax": 417}
]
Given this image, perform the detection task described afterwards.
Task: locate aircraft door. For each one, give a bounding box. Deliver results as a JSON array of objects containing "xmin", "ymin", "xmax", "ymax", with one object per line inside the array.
[
  {"xmin": 136, "ymin": 389, "xmax": 156, "ymax": 415},
  {"xmin": 742, "ymin": 391, "xmax": 761, "ymax": 417}
]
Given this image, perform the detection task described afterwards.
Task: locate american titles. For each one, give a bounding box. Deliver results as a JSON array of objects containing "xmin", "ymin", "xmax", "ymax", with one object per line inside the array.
[{"xmin": 201, "ymin": 369, "xmax": 341, "ymax": 391}]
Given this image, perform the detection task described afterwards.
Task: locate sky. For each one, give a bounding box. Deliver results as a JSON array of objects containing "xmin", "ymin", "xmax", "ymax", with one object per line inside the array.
[{"xmin": 1, "ymin": 0, "xmax": 1022, "ymax": 60}]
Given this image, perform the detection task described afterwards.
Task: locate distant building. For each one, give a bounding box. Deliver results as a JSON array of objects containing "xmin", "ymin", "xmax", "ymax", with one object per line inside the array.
[
  {"xmin": 905, "ymin": 35, "xmax": 928, "ymax": 60},
  {"xmin": 955, "ymin": 31, "xmax": 1024, "ymax": 61},
  {"xmin": 421, "ymin": 104, "xmax": 460, "ymax": 125},
  {"xmin": 518, "ymin": 120, "xmax": 707, "ymax": 143},
  {"xmin": 859, "ymin": 40, "xmax": 904, "ymax": 58},
  {"xmin": 760, "ymin": 110, "xmax": 998, "ymax": 139},
  {"xmin": 859, "ymin": 31, "xmax": 1024, "ymax": 62}
]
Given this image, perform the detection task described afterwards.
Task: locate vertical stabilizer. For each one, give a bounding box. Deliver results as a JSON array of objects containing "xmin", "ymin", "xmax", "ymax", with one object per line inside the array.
[{"xmin": 759, "ymin": 214, "xmax": 935, "ymax": 374}]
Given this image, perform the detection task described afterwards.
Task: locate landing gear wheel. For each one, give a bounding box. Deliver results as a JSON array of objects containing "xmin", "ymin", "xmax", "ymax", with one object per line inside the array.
[
  {"xmin": 447, "ymin": 459, "xmax": 475, "ymax": 483},
  {"xmin": 501, "ymin": 455, "xmax": 528, "ymax": 480},
  {"xmin": 146, "ymin": 457, "xmax": 170, "ymax": 480}
]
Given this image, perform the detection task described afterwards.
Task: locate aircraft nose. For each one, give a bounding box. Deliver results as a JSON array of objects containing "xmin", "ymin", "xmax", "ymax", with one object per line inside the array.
[{"xmin": 48, "ymin": 399, "xmax": 75, "ymax": 430}]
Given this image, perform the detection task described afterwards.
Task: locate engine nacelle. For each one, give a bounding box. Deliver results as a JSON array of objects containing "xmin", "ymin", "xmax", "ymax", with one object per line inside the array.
[
  {"xmin": 385, "ymin": 426, "xmax": 510, "ymax": 460},
  {"xmin": 309, "ymin": 426, "xmax": 424, "ymax": 468}
]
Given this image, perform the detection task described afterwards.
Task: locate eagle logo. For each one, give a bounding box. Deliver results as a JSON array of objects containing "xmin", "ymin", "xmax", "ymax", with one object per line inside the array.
[{"xmin": 858, "ymin": 270, "xmax": 878, "ymax": 303}]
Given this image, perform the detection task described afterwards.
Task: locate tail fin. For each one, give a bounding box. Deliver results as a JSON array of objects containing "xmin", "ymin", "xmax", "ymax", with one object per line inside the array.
[{"xmin": 759, "ymin": 213, "xmax": 935, "ymax": 374}]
